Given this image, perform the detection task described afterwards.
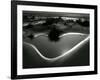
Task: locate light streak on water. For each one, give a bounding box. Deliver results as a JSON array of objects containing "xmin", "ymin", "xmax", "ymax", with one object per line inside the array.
[{"xmin": 24, "ymin": 32, "xmax": 89, "ymax": 62}]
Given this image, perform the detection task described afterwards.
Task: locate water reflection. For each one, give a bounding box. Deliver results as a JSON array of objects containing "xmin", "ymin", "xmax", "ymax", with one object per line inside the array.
[{"xmin": 48, "ymin": 27, "xmax": 63, "ymax": 42}]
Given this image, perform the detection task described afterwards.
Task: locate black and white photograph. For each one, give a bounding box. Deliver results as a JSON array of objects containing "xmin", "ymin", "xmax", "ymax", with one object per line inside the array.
[
  {"xmin": 23, "ymin": 11, "xmax": 90, "ymax": 68},
  {"xmin": 11, "ymin": 1, "xmax": 97, "ymax": 79}
]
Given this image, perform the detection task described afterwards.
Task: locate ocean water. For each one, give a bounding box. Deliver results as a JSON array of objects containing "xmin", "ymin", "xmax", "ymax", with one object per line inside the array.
[{"xmin": 23, "ymin": 33, "xmax": 89, "ymax": 68}]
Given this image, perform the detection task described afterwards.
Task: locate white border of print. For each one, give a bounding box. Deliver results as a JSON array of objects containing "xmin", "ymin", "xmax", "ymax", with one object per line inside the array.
[{"xmin": 17, "ymin": 5, "xmax": 94, "ymax": 75}]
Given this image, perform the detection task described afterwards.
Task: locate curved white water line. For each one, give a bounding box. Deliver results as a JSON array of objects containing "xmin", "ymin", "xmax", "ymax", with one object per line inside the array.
[
  {"xmin": 34, "ymin": 33, "xmax": 48, "ymax": 37},
  {"xmin": 34, "ymin": 32, "xmax": 87, "ymax": 38},
  {"xmin": 60, "ymin": 32, "xmax": 86, "ymax": 37},
  {"xmin": 24, "ymin": 33, "xmax": 89, "ymax": 62}
]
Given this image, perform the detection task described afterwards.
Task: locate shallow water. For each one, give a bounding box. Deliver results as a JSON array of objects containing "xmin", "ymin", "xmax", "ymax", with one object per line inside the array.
[
  {"xmin": 24, "ymin": 33, "xmax": 88, "ymax": 58},
  {"xmin": 23, "ymin": 33, "xmax": 89, "ymax": 68}
]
